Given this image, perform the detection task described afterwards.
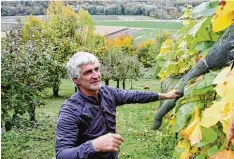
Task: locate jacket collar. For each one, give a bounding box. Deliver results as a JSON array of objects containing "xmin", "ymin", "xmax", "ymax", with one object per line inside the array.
[{"xmin": 75, "ymin": 87, "xmax": 103, "ymax": 105}]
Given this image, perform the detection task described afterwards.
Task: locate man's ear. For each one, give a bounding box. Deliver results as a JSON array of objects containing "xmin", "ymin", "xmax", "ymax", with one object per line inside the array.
[{"xmin": 73, "ymin": 78, "xmax": 80, "ymax": 85}]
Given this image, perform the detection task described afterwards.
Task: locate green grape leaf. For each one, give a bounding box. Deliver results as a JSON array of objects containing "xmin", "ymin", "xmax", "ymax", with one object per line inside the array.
[
  {"xmin": 195, "ymin": 154, "xmax": 206, "ymax": 159},
  {"xmin": 156, "ymin": 55, "xmax": 170, "ymax": 68},
  {"xmin": 192, "ymin": 86, "xmax": 214, "ymax": 96},
  {"xmin": 199, "ymin": 48, "xmax": 209, "ymax": 57},
  {"xmin": 175, "ymin": 102, "xmax": 205, "ymax": 132},
  {"xmin": 185, "ymin": 72, "xmax": 216, "ymax": 96},
  {"xmin": 192, "ymin": 1, "xmax": 219, "ymax": 18},
  {"xmin": 208, "ymin": 145, "xmax": 219, "ymax": 157},
  {"xmin": 195, "ymin": 127, "xmax": 217, "ymax": 147},
  {"xmin": 187, "ymin": 16, "xmax": 221, "ymax": 48},
  {"xmin": 195, "ymin": 41, "xmax": 214, "ymax": 51},
  {"xmin": 159, "ymin": 62, "xmax": 179, "ymax": 78},
  {"xmin": 188, "ymin": 17, "xmax": 208, "ymax": 36}
]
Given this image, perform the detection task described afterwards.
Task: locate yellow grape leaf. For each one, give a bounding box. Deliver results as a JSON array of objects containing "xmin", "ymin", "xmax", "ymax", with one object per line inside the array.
[
  {"xmin": 212, "ymin": 67, "xmax": 230, "ymax": 85},
  {"xmin": 177, "ymin": 139, "xmax": 189, "ymax": 149},
  {"xmin": 213, "ymin": 66, "xmax": 234, "ymax": 97},
  {"xmin": 169, "ymin": 115, "xmax": 176, "ymax": 125},
  {"xmin": 221, "ymin": 101, "xmax": 234, "ymax": 120},
  {"xmin": 179, "ymin": 144, "xmax": 191, "ymax": 159},
  {"xmin": 208, "ymin": 150, "xmax": 234, "ymax": 159},
  {"xmin": 181, "ymin": 108, "xmax": 202, "ymax": 145},
  {"xmin": 215, "ymin": 82, "xmax": 228, "ymax": 98},
  {"xmin": 212, "ymin": 0, "xmax": 234, "ymax": 32},
  {"xmin": 220, "ymin": 119, "xmax": 230, "ymax": 136},
  {"xmin": 225, "ymin": 74, "xmax": 234, "ymax": 103},
  {"xmin": 191, "ymin": 146, "xmax": 198, "ymax": 153},
  {"xmin": 160, "ymin": 39, "xmax": 173, "ymax": 54},
  {"xmin": 200, "ymin": 101, "xmax": 222, "ymax": 127},
  {"xmin": 159, "ymin": 71, "xmax": 167, "ymax": 79},
  {"xmin": 189, "ymin": 121, "xmax": 202, "ymax": 145}
]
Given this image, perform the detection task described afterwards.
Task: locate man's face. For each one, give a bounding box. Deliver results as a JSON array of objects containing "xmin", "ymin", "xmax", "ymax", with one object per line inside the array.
[{"xmin": 74, "ymin": 62, "xmax": 101, "ymax": 92}]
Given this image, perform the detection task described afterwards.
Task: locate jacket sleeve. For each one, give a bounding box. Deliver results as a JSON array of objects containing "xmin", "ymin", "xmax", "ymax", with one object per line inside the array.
[
  {"xmin": 109, "ymin": 87, "xmax": 159, "ymax": 106},
  {"xmin": 56, "ymin": 105, "xmax": 95, "ymax": 159}
]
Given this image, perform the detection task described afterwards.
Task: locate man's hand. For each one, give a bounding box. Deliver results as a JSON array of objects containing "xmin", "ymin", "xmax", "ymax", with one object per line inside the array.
[
  {"xmin": 92, "ymin": 133, "xmax": 124, "ymax": 152},
  {"xmin": 158, "ymin": 90, "xmax": 183, "ymax": 100},
  {"xmin": 227, "ymin": 126, "xmax": 234, "ymax": 150},
  {"xmin": 226, "ymin": 113, "xmax": 234, "ymax": 150}
]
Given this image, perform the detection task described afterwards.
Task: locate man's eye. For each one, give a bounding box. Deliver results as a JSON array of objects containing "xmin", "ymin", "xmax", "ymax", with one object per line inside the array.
[
  {"xmin": 84, "ymin": 70, "xmax": 92, "ymax": 75},
  {"xmin": 95, "ymin": 67, "xmax": 99, "ymax": 71}
]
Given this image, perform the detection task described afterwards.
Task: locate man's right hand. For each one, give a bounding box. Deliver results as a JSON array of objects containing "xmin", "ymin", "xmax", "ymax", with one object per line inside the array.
[
  {"xmin": 226, "ymin": 113, "xmax": 234, "ymax": 150},
  {"xmin": 92, "ymin": 133, "xmax": 124, "ymax": 152}
]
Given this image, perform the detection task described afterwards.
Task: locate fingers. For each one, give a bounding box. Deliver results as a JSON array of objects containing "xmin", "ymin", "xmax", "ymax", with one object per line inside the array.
[
  {"xmin": 112, "ymin": 134, "xmax": 124, "ymax": 142},
  {"xmin": 226, "ymin": 136, "xmax": 232, "ymax": 150},
  {"xmin": 111, "ymin": 143, "xmax": 120, "ymax": 152},
  {"xmin": 226, "ymin": 141, "xmax": 231, "ymax": 150},
  {"xmin": 226, "ymin": 132, "xmax": 234, "ymax": 150},
  {"xmin": 110, "ymin": 134, "xmax": 124, "ymax": 152},
  {"xmin": 177, "ymin": 90, "xmax": 184, "ymax": 97},
  {"xmin": 102, "ymin": 133, "xmax": 124, "ymax": 152},
  {"xmin": 169, "ymin": 90, "xmax": 184, "ymax": 98}
]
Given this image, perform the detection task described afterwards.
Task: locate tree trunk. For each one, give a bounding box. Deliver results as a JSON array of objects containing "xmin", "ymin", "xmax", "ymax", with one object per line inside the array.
[
  {"xmin": 122, "ymin": 79, "xmax": 126, "ymax": 90},
  {"xmin": 29, "ymin": 103, "xmax": 36, "ymax": 121},
  {"xmin": 116, "ymin": 80, "xmax": 119, "ymax": 88},
  {"xmin": 105, "ymin": 79, "xmax": 109, "ymax": 86},
  {"xmin": 53, "ymin": 85, "xmax": 59, "ymax": 97},
  {"xmin": 5, "ymin": 121, "xmax": 12, "ymax": 132},
  {"xmin": 131, "ymin": 79, "xmax": 133, "ymax": 89}
]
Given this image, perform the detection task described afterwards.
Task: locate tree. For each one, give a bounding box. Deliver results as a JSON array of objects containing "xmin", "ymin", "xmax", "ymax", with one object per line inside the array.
[
  {"xmin": 1, "ymin": 30, "xmax": 55, "ymax": 131},
  {"xmin": 22, "ymin": 16, "xmax": 45, "ymax": 42},
  {"xmin": 22, "ymin": 1, "xmax": 100, "ymax": 96},
  {"xmin": 106, "ymin": 35, "xmax": 135, "ymax": 55},
  {"xmin": 137, "ymin": 39, "xmax": 154, "ymax": 67},
  {"xmin": 127, "ymin": 55, "xmax": 142, "ymax": 89},
  {"xmin": 76, "ymin": 8, "xmax": 95, "ymax": 46},
  {"xmin": 102, "ymin": 46, "xmax": 141, "ymax": 89}
]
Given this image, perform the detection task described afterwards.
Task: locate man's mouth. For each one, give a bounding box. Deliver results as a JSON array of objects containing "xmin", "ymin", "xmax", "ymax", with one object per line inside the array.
[{"xmin": 91, "ymin": 80, "xmax": 100, "ymax": 84}]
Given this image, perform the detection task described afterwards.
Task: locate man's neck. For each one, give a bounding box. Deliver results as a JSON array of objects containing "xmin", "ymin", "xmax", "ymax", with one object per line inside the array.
[{"xmin": 78, "ymin": 87, "xmax": 99, "ymax": 99}]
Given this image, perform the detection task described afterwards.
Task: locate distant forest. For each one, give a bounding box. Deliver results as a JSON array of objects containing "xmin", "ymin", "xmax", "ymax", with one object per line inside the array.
[{"xmin": 1, "ymin": 1, "xmax": 201, "ymax": 19}]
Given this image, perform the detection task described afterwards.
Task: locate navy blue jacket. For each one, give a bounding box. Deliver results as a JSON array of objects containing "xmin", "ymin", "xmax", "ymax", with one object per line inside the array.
[{"xmin": 56, "ymin": 86, "xmax": 159, "ymax": 159}]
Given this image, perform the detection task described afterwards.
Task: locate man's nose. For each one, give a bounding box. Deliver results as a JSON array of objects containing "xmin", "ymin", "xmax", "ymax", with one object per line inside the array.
[{"xmin": 92, "ymin": 70, "xmax": 99, "ymax": 78}]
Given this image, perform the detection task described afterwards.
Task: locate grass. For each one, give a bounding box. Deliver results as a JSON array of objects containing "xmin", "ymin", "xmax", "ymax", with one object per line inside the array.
[
  {"xmin": 95, "ymin": 20, "xmax": 183, "ymax": 30},
  {"xmin": 2, "ymin": 79, "xmax": 177, "ymax": 159}
]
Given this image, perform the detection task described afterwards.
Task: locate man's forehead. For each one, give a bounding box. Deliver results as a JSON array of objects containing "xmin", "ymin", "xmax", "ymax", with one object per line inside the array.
[{"xmin": 80, "ymin": 62, "xmax": 99, "ymax": 70}]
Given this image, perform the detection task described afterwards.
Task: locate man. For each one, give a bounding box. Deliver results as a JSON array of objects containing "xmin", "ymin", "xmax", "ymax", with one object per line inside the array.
[{"xmin": 56, "ymin": 52, "xmax": 181, "ymax": 159}]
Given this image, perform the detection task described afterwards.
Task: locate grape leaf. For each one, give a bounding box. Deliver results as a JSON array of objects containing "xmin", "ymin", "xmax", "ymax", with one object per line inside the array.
[
  {"xmin": 176, "ymin": 102, "xmax": 205, "ymax": 132},
  {"xmin": 200, "ymin": 101, "xmax": 222, "ymax": 128},
  {"xmin": 192, "ymin": 1, "xmax": 219, "ymax": 18},
  {"xmin": 195, "ymin": 127, "xmax": 217, "ymax": 147},
  {"xmin": 212, "ymin": 0, "xmax": 234, "ymax": 32},
  {"xmin": 195, "ymin": 41, "xmax": 214, "ymax": 51}
]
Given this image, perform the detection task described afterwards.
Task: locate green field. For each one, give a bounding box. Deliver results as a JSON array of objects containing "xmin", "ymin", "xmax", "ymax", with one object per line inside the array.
[
  {"xmin": 133, "ymin": 29, "xmax": 176, "ymax": 45},
  {"xmin": 95, "ymin": 20, "xmax": 184, "ymax": 30},
  {"xmin": 2, "ymin": 79, "xmax": 176, "ymax": 159},
  {"xmin": 92, "ymin": 15, "xmax": 156, "ymax": 20}
]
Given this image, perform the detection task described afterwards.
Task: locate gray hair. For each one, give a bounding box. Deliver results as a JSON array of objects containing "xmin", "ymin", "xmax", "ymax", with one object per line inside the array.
[{"xmin": 66, "ymin": 52, "xmax": 100, "ymax": 79}]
